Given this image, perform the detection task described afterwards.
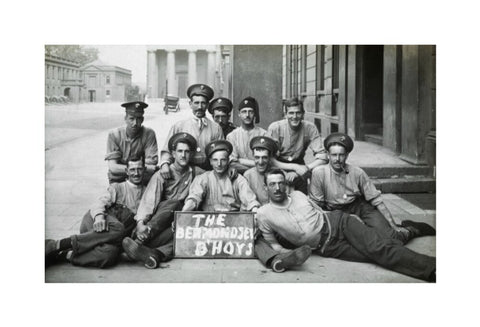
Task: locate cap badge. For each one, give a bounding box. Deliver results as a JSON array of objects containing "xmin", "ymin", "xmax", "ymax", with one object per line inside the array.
[
  {"xmin": 183, "ymin": 133, "xmax": 187, "ymax": 138},
  {"xmin": 200, "ymin": 85, "xmax": 205, "ymax": 90},
  {"xmin": 218, "ymin": 99, "xmax": 222, "ymax": 103},
  {"xmin": 244, "ymin": 100, "xmax": 248, "ymax": 104},
  {"xmin": 135, "ymin": 103, "xmax": 140, "ymax": 108},
  {"xmin": 211, "ymin": 144, "xmax": 215, "ymax": 148},
  {"xmin": 340, "ymin": 136, "xmax": 345, "ymax": 142},
  {"xmin": 260, "ymin": 138, "xmax": 265, "ymax": 144}
]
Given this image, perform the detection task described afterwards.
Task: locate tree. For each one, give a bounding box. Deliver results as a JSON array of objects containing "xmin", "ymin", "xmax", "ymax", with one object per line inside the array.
[{"xmin": 45, "ymin": 45, "xmax": 99, "ymax": 65}]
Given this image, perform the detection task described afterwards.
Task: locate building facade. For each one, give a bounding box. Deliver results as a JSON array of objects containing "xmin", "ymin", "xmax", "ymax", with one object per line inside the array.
[
  {"xmin": 146, "ymin": 45, "xmax": 231, "ymax": 99},
  {"xmin": 282, "ymin": 45, "xmax": 436, "ymax": 169},
  {"xmin": 81, "ymin": 60, "xmax": 132, "ymax": 102},
  {"xmin": 45, "ymin": 55, "xmax": 85, "ymax": 102}
]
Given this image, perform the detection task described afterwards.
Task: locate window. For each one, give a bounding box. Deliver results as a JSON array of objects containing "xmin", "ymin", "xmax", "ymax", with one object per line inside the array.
[
  {"xmin": 106, "ymin": 75, "xmax": 110, "ymax": 84},
  {"xmin": 106, "ymin": 90, "xmax": 111, "ymax": 96}
]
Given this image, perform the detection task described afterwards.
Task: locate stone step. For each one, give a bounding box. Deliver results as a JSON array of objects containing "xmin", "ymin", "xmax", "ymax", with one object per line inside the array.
[
  {"xmin": 372, "ymin": 177, "xmax": 436, "ymax": 193},
  {"xmin": 364, "ymin": 134, "xmax": 383, "ymax": 146},
  {"xmin": 360, "ymin": 165, "xmax": 433, "ymax": 178}
]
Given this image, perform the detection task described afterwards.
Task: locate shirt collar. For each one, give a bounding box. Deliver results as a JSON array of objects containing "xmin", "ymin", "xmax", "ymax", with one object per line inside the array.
[{"xmin": 193, "ymin": 117, "xmax": 208, "ymax": 127}]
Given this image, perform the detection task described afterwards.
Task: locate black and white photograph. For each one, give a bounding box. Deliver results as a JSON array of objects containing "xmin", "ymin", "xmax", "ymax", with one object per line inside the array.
[
  {"xmin": 4, "ymin": 1, "xmax": 480, "ymax": 326},
  {"xmin": 44, "ymin": 44, "xmax": 437, "ymax": 283}
]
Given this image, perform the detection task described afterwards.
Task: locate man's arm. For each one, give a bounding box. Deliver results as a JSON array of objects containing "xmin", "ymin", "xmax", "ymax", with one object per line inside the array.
[
  {"xmin": 181, "ymin": 175, "xmax": 206, "ymax": 211},
  {"xmin": 270, "ymin": 158, "xmax": 309, "ymax": 176},
  {"xmin": 308, "ymin": 167, "xmax": 326, "ymax": 208},
  {"xmin": 376, "ymin": 203, "xmax": 402, "ymax": 230},
  {"xmin": 158, "ymin": 126, "xmax": 176, "ymax": 179},
  {"xmin": 357, "ymin": 169, "xmax": 401, "ymax": 230},
  {"xmin": 257, "ymin": 212, "xmax": 290, "ymax": 253},
  {"xmin": 235, "ymin": 175, "xmax": 261, "ymax": 211},
  {"xmin": 90, "ymin": 185, "xmax": 118, "ymax": 232},
  {"xmin": 107, "ymin": 159, "xmax": 127, "ymax": 176}
]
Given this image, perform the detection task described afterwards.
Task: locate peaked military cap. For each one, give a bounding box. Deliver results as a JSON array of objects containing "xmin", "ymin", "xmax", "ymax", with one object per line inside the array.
[
  {"xmin": 187, "ymin": 84, "xmax": 214, "ymax": 102},
  {"xmin": 238, "ymin": 96, "xmax": 260, "ymax": 123},
  {"xmin": 121, "ymin": 101, "xmax": 148, "ymax": 117},
  {"xmin": 324, "ymin": 132, "xmax": 354, "ymax": 153},
  {"xmin": 168, "ymin": 132, "xmax": 197, "ymax": 152},
  {"xmin": 250, "ymin": 136, "xmax": 278, "ymax": 155},
  {"xmin": 208, "ymin": 97, "xmax": 233, "ymax": 115},
  {"xmin": 205, "ymin": 140, "xmax": 233, "ymax": 158}
]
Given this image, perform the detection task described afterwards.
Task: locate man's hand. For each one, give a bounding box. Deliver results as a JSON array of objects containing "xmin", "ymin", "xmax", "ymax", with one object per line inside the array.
[
  {"xmin": 93, "ymin": 215, "xmax": 108, "ymax": 232},
  {"xmin": 159, "ymin": 163, "xmax": 171, "ymax": 180},
  {"xmin": 293, "ymin": 164, "xmax": 309, "ymax": 177},
  {"xmin": 228, "ymin": 167, "xmax": 238, "ymax": 181},
  {"xmin": 135, "ymin": 221, "xmax": 150, "ymax": 243},
  {"xmin": 285, "ymin": 171, "xmax": 299, "ymax": 183}
]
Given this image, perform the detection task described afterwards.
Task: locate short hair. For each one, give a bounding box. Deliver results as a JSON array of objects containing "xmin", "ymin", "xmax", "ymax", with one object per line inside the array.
[
  {"xmin": 173, "ymin": 140, "xmax": 193, "ymax": 151},
  {"xmin": 264, "ymin": 168, "xmax": 286, "ymax": 185},
  {"xmin": 253, "ymin": 147, "xmax": 272, "ymax": 157},
  {"xmin": 326, "ymin": 142, "xmax": 347, "ymax": 152},
  {"xmin": 126, "ymin": 155, "xmax": 145, "ymax": 167},
  {"xmin": 284, "ymin": 97, "xmax": 304, "ymax": 112}
]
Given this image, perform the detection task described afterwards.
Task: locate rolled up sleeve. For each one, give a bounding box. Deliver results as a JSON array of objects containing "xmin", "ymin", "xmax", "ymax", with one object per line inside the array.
[
  {"xmin": 185, "ymin": 175, "xmax": 207, "ymax": 210},
  {"xmin": 144, "ymin": 129, "xmax": 158, "ymax": 166},
  {"xmin": 90, "ymin": 186, "xmax": 117, "ymax": 219},
  {"xmin": 236, "ymin": 176, "xmax": 261, "ymax": 211},
  {"xmin": 309, "ymin": 167, "xmax": 326, "ymax": 208},
  {"xmin": 105, "ymin": 131, "xmax": 122, "ymax": 161},
  {"xmin": 358, "ymin": 169, "xmax": 382, "ymax": 206}
]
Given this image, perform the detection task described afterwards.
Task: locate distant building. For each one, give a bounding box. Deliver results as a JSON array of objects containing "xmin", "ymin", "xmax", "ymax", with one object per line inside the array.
[
  {"xmin": 146, "ymin": 45, "xmax": 231, "ymax": 99},
  {"xmin": 45, "ymin": 55, "xmax": 85, "ymax": 102},
  {"xmin": 81, "ymin": 60, "xmax": 132, "ymax": 102},
  {"xmin": 281, "ymin": 45, "xmax": 436, "ymax": 169}
]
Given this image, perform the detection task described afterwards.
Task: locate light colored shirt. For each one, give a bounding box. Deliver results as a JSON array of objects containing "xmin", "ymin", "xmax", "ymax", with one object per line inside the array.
[
  {"xmin": 226, "ymin": 126, "xmax": 267, "ymax": 162},
  {"xmin": 309, "ymin": 163, "xmax": 383, "ymax": 210},
  {"xmin": 267, "ymin": 119, "xmax": 325, "ymax": 163},
  {"xmin": 186, "ymin": 171, "xmax": 260, "ymax": 212},
  {"xmin": 135, "ymin": 164, "xmax": 194, "ymax": 222},
  {"xmin": 243, "ymin": 168, "xmax": 269, "ymax": 206},
  {"xmin": 90, "ymin": 181, "xmax": 145, "ymax": 219},
  {"xmin": 161, "ymin": 118, "xmax": 224, "ymax": 166},
  {"xmin": 256, "ymin": 191, "xmax": 326, "ymax": 252},
  {"xmin": 105, "ymin": 126, "xmax": 158, "ymax": 181}
]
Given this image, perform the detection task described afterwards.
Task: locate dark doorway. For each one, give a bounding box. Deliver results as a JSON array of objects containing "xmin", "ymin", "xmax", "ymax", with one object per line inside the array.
[
  {"xmin": 177, "ymin": 73, "xmax": 187, "ymax": 98},
  {"xmin": 89, "ymin": 90, "xmax": 96, "ymax": 102},
  {"xmin": 64, "ymin": 87, "xmax": 70, "ymax": 98},
  {"xmin": 360, "ymin": 45, "xmax": 384, "ymax": 145}
]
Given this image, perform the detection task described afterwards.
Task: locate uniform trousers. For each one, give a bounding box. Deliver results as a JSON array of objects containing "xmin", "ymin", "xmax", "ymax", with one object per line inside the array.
[
  {"xmin": 335, "ymin": 197, "xmax": 409, "ymax": 244},
  {"xmin": 317, "ymin": 210, "xmax": 435, "ymax": 281},
  {"xmin": 135, "ymin": 199, "xmax": 184, "ymax": 261},
  {"xmin": 70, "ymin": 204, "xmax": 136, "ymax": 268}
]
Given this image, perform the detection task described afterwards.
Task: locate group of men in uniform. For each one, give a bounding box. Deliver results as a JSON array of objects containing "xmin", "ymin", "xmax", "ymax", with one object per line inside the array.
[{"xmin": 45, "ymin": 83, "xmax": 436, "ymax": 282}]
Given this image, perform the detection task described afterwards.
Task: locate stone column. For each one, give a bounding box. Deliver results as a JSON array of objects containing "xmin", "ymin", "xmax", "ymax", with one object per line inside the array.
[
  {"xmin": 207, "ymin": 50, "xmax": 216, "ymax": 87},
  {"xmin": 147, "ymin": 50, "xmax": 158, "ymax": 98},
  {"xmin": 167, "ymin": 50, "xmax": 176, "ymax": 95},
  {"xmin": 188, "ymin": 50, "xmax": 197, "ymax": 86}
]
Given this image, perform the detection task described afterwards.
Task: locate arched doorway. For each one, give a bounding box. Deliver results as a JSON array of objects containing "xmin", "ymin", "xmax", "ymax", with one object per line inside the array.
[{"xmin": 64, "ymin": 87, "xmax": 70, "ymax": 99}]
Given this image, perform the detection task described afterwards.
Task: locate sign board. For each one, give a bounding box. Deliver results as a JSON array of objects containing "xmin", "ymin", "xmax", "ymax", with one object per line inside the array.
[{"xmin": 174, "ymin": 211, "xmax": 255, "ymax": 258}]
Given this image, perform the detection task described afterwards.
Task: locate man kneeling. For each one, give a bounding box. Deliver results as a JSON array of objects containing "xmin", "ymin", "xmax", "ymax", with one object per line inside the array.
[{"xmin": 256, "ymin": 169, "xmax": 436, "ymax": 282}]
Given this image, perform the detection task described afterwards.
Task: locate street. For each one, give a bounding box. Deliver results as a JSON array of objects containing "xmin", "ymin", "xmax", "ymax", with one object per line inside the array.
[{"xmin": 45, "ymin": 101, "xmax": 436, "ymax": 283}]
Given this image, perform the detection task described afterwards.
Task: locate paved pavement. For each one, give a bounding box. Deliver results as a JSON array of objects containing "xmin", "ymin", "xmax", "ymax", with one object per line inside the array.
[{"xmin": 45, "ymin": 101, "xmax": 436, "ymax": 283}]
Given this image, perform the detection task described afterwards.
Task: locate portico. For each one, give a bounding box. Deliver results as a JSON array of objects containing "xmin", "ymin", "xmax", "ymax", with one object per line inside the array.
[{"xmin": 147, "ymin": 45, "xmax": 226, "ymax": 99}]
